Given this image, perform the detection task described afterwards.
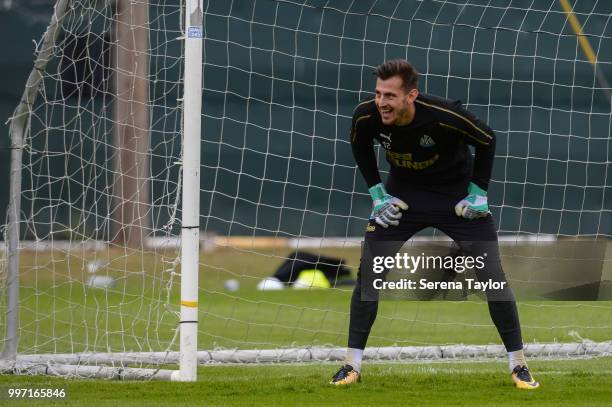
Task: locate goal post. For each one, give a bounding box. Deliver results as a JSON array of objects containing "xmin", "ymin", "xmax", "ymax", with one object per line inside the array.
[
  {"xmin": 2, "ymin": 0, "xmax": 73, "ymax": 362},
  {"xmin": 175, "ymin": 0, "xmax": 203, "ymax": 383},
  {"xmin": 1, "ymin": 0, "xmax": 204, "ymax": 381}
]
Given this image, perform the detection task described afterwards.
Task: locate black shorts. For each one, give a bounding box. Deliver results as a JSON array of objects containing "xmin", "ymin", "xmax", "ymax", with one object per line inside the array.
[{"xmin": 363, "ymin": 181, "xmax": 510, "ymax": 301}]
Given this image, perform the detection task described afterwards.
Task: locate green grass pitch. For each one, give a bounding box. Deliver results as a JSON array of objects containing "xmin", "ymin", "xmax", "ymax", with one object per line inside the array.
[
  {"xmin": 1, "ymin": 245, "xmax": 611, "ymax": 405},
  {"xmin": 7, "ymin": 246, "xmax": 612, "ymax": 353},
  {"xmin": 0, "ymin": 358, "xmax": 611, "ymax": 406}
]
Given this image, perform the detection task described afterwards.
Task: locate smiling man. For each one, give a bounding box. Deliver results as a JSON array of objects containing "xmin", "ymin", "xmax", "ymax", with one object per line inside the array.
[{"xmin": 329, "ymin": 59, "xmax": 539, "ymax": 389}]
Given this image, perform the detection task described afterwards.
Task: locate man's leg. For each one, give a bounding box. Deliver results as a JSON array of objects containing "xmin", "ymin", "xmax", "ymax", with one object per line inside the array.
[
  {"xmin": 332, "ymin": 216, "xmax": 425, "ymax": 385},
  {"xmin": 437, "ymin": 216, "xmax": 522, "ymax": 349},
  {"xmin": 437, "ymin": 215, "xmax": 539, "ymax": 388}
]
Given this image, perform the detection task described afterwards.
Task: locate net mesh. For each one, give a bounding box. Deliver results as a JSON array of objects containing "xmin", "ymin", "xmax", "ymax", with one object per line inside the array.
[{"xmin": 1, "ymin": 0, "xmax": 611, "ymax": 372}]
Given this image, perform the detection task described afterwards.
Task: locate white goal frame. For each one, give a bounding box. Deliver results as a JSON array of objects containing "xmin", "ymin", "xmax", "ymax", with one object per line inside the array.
[{"xmin": 1, "ymin": 0, "xmax": 203, "ymax": 382}]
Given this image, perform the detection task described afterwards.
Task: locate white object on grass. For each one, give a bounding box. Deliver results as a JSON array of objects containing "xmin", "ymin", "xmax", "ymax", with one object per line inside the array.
[
  {"xmin": 87, "ymin": 275, "xmax": 116, "ymax": 289},
  {"xmin": 257, "ymin": 277, "xmax": 285, "ymax": 291},
  {"xmin": 224, "ymin": 279, "xmax": 240, "ymax": 292}
]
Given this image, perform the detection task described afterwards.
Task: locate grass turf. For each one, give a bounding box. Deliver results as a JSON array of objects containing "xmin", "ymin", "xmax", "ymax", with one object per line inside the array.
[
  {"xmin": 7, "ymin": 247, "xmax": 612, "ymax": 354},
  {"xmin": 1, "ymin": 358, "xmax": 611, "ymax": 406},
  {"xmin": 2, "ymin": 246, "xmax": 612, "ymax": 405}
]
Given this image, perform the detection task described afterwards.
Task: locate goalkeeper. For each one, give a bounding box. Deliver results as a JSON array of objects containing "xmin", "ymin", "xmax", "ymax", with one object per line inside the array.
[{"xmin": 330, "ymin": 59, "xmax": 539, "ymax": 389}]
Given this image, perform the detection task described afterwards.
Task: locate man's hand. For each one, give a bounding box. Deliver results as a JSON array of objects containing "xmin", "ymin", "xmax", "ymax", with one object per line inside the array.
[
  {"xmin": 455, "ymin": 182, "xmax": 491, "ymax": 220},
  {"xmin": 368, "ymin": 183, "xmax": 409, "ymax": 228}
]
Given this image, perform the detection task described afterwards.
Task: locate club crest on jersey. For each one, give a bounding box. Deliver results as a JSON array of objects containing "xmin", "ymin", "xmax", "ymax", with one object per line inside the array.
[
  {"xmin": 379, "ymin": 133, "xmax": 392, "ymax": 150},
  {"xmin": 419, "ymin": 134, "xmax": 435, "ymax": 147}
]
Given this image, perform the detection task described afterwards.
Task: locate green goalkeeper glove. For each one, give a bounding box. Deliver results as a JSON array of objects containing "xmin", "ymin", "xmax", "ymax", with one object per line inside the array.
[
  {"xmin": 368, "ymin": 183, "xmax": 409, "ymax": 228},
  {"xmin": 454, "ymin": 182, "xmax": 491, "ymax": 220}
]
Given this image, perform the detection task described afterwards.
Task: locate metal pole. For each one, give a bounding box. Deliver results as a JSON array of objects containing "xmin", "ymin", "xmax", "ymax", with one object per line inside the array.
[
  {"xmin": 559, "ymin": 0, "xmax": 612, "ymax": 107},
  {"xmin": 171, "ymin": 0, "xmax": 203, "ymax": 382},
  {"xmin": 1, "ymin": 0, "xmax": 71, "ymax": 360}
]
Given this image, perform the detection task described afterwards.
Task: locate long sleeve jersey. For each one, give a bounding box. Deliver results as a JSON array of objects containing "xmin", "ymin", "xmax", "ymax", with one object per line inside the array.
[{"xmin": 350, "ymin": 93, "xmax": 496, "ymax": 193}]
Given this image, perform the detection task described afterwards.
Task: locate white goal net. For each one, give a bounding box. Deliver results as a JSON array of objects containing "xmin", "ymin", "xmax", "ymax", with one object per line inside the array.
[{"xmin": 1, "ymin": 0, "xmax": 611, "ymax": 379}]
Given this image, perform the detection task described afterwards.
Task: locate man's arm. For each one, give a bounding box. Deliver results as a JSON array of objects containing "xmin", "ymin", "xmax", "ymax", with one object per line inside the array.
[
  {"xmin": 350, "ymin": 108, "xmax": 381, "ymax": 188},
  {"xmin": 440, "ymin": 102, "xmax": 496, "ymax": 219},
  {"xmin": 350, "ymin": 104, "xmax": 408, "ymax": 227},
  {"xmin": 438, "ymin": 102, "xmax": 496, "ymax": 191}
]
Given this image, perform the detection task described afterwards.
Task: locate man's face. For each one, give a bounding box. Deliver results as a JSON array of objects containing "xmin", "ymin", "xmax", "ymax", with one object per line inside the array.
[{"xmin": 374, "ymin": 76, "xmax": 418, "ymax": 126}]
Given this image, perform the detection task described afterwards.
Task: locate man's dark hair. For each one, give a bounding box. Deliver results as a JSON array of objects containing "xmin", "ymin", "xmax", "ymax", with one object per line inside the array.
[{"xmin": 374, "ymin": 59, "xmax": 418, "ymax": 91}]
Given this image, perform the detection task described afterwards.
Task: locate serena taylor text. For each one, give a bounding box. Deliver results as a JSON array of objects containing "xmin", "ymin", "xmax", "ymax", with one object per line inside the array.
[{"xmin": 372, "ymin": 278, "xmax": 507, "ymax": 292}]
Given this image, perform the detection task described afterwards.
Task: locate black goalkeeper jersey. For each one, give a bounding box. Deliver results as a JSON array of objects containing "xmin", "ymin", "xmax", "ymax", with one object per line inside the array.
[{"xmin": 350, "ymin": 93, "xmax": 496, "ymax": 195}]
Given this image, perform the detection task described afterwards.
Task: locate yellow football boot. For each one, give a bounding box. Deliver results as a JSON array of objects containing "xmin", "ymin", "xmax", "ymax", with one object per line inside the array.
[
  {"xmin": 330, "ymin": 365, "xmax": 361, "ymax": 386},
  {"xmin": 512, "ymin": 365, "xmax": 540, "ymax": 389}
]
